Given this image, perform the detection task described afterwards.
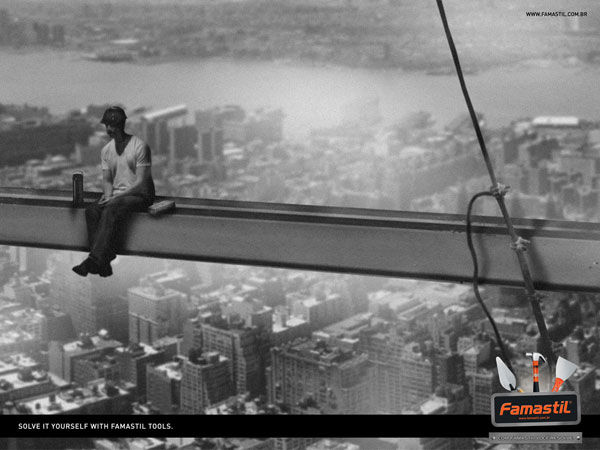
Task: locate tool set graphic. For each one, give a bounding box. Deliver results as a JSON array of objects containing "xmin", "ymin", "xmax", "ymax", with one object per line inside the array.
[{"xmin": 496, "ymin": 355, "xmax": 578, "ymax": 393}]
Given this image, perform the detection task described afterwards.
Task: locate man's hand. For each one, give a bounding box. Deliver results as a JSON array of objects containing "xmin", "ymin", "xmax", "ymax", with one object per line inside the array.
[{"xmin": 98, "ymin": 194, "xmax": 112, "ymax": 205}]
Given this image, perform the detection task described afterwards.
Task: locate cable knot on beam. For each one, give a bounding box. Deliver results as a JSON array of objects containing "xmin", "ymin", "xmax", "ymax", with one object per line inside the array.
[
  {"xmin": 510, "ymin": 236, "xmax": 530, "ymax": 252},
  {"xmin": 489, "ymin": 183, "xmax": 510, "ymax": 199}
]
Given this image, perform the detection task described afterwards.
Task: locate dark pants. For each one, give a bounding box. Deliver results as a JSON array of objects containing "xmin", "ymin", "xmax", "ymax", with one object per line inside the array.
[{"xmin": 85, "ymin": 194, "xmax": 153, "ymax": 266}]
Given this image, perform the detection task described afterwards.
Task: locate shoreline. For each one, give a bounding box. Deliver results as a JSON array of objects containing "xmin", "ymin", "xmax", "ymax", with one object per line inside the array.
[
  {"xmin": 2, "ymin": 46, "xmax": 598, "ymax": 140},
  {"xmin": 1, "ymin": 45, "xmax": 596, "ymax": 76}
]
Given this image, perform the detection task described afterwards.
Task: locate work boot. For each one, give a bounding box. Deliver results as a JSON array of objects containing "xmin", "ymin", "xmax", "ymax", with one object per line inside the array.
[
  {"xmin": 72, "ymin": 258, "xmax": 97, "ymax": 277},
  {"xmin": 72, "ymin": 263, "xmax": 88, "ymax": 277},
  {"xmin": 98, "ymin": 263, "xmax": 113, "ymax": 278},
  {"xmin": 86, "ymin": 256, "xmax": 112, "ymax": 277}
]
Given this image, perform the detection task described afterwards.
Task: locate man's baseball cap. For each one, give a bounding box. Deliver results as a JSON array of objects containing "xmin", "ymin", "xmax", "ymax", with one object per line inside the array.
[{"xmin": 100, "ymin": 106, "xmax": 127, "ymax": 126}]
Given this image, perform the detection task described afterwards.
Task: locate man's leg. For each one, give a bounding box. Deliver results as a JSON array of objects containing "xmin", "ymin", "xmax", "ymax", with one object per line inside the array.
[
  {"xmin": 73, "ymin": 201, "xmax": 106, "ymax": 276},
  {"xmin": 88, "ymin": 195, "xmax": 150, "ymax": 270},
  {"xmin": 85, "ymin": 202, "xmax": 104, "ymax": 249}
]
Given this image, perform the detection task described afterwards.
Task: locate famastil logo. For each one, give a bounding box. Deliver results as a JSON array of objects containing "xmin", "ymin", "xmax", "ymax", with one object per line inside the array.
[{"xmin": 499, "ymin": 400, "xmax": 572, "ymax": 416}]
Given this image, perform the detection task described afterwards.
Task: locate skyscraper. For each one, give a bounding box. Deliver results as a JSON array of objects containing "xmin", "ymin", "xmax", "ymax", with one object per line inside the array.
[
  {"xmin": 17, "ymin": 246, "xmax": 48, "ymax": 276},
  {"xmin": 47, "ymin": 252, "xmax": 128, "ymax": 342},
  {"xmin": 434, "ymin": 351, "xmax": 465, "ymax": 389},
  {"xmin": 72, "ymin": 352, "xmax": 120, "ymax": 386},
  {"xmin": 140, "ymin": 105, "xmax": 188, "ymax": 156},
  {"xmin": 268, "ymin": 339, "xmax": 372, "ymax": 414},
  {"xmin": 222, "ymin": 296, "xmax": 273, "ymax": 331},
  {"xmin": 365, "ymin": 332, "xmax": 434, "ymax": 414},
  {"xmin": 467, "ymin": 369, "xmax": 499, "ymax": 415},
  {"xmin": 128, "ymin": 281, "xmax": 187, "ymax": 345},
  {"xmin": 289, "ymin": 292, "xmax": 348, "ymax": 331},
  {"xmin": 146, "ymin": 359, "xmax": 182, "ymax": 414},
  {"xmin": 199, "ymin": 316, "xmax": 270, "ymax": 397},
  {"xmin": 48, "ymin": 332, "xmax": 122, "ymax": 383},
  {"xmin": 169, "ymin": 125, "xmax": 198, "ymax": 163},
  {"xmin": 114, "ymin": 342, "xmax": 170, "ymax": 400},
  {"xmin": 180, "ymin": 351, "xmax": 233, "ymax": 414},
  {"xmin": 195, "ymin": 109, "xmax": 224, "ymax": 163},
  {"xmin": 568, "ymin": 363, "xmax": 596, "ymax": 413}
]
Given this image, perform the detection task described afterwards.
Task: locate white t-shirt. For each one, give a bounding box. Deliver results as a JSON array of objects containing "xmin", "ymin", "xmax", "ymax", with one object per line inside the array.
[{"xmin": 100, "ymin": 135, "xmax": 152, "ymax": 195}]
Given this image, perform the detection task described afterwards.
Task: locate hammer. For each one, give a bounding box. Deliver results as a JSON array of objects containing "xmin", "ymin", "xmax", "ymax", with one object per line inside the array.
[{"xmin": 525, "ymin": 352, "xmax": 546, "ymax": 392}]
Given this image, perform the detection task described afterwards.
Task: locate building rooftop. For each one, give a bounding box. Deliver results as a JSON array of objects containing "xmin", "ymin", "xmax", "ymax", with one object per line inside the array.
[
  {"xmin": 0, "ymin": 369, "xmax": 49, "ymax": 392},
  {"xmin": 282, "ymin": 339, "xmax": 362, "ymax": 366},
  {"xmin": 18, "ymin": 381, "xmax": 128, "ymax": 415},
  {"xmin": 205, "ymin": 396, "xmax": 260, "ymax": 415},
  {"xmin": 115, "ymin": 342, "xmax": 160, "ymax": 358},
  {"xmin": 143, "ymin": 270, "xmax": 187, "ymax": 286},
  {"xmin": 419, "ymin": 396, "xmax": 448, "ymax": 415},
  {"xmin": 128, "ymin": 285, "xmax": 184, "ymax": 301},
  {"xmin": 443, "ymin": 304, "xmax": 467, "ymax": 315},
  {"xmin": 110, "ymin": 39, "xmax": 141, "ymax": 46},
  {"xmin": 62, "ymin": 334, "xmax": 122, "ymax": 355},
  {"xmin": 532, "ymin": 116, "xmax": 580, "ymax": 128},
  {"xmin": 187, "ymin": 351, "xmax": 229, "ymax": 367},
  {"xmin": 152, "ymin": 361, "xmax": 182, "ymax": 381},
  {"xmin": 307, "ymin": 440, "xmax": 360, "ymax": 450},
  {"xmin": 227, "ymin": 294, "xmax": 272, "ymax": 313},
  {"xmin": 0, "ymin": 305, "xmax": 43, "ymax": 322},
  {"xmin": 0, "ymin": 330, "xmax": 35, "ymax": 346},
  {"xmin": 79, "ymin": 352, "xmax": 119, "ymax": 370},
  {"xmin": 141, "ymin": 105, "xmax": 187, "ymax": 122},
  {"xmin": 494, "ymin": 316, "xmax": 528, "ymax": 326},
  {"xmin": 391, "ymin": 279, "xmax": 473, "ymax": 307},
  {"xmin": 292, "ymin": 292, "xmax": 341, "ymax": 308},
  {"xmin": 273, "ymin": 315, "xmax": 307, "ymax": 333},
  {"xmin": 0, "ymin": 360, "xmax": 18, "ymax": 376},
  {"xmin": 199, "ymin": 313, "xmax": 258, "ymax": 333},
  {"xmin": 303, "ymin": 297, "xmax": 321, "ymax": 307},
  {"xmin": 151, "ymin": 336, "xmax": 180, "ymax": 349},
  {"xmin": 317, "ymin": 313, "xmax": 375, "ymax": 338},
  {"xmin": 0, "ymin": 354, "xmax": 38, "ymax": 372},
  {"xmin": 368, "ymin": 290, "xmax": 420, "ymax": 312}
]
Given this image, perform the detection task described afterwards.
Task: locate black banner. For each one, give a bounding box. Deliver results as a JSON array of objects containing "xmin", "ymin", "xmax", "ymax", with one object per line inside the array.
[{"xmin": 0, "ymin": 414, "xmax": 599, "ymax": 438}]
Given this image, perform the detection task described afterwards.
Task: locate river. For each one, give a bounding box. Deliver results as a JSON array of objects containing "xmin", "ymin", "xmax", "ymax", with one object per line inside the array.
[{"xmin": 1, "ymin": 50, "xmax": 599, "ymax": 138}]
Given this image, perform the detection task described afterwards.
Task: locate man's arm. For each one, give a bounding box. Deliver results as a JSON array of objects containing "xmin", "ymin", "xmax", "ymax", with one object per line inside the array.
[{"xmin": 99, "ymin": 169, "xmax": 114, "ymax": 204}]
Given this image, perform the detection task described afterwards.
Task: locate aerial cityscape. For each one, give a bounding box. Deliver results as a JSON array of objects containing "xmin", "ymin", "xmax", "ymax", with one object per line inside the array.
[{"xmin": 1, "ymin": 1, "xmax": 600, "ymax": 450}]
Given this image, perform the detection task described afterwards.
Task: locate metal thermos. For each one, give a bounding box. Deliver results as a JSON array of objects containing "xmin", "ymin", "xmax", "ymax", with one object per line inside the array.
[{"xmin": 72, "ymin": 172, "xmax": 83, "ymax": 207}]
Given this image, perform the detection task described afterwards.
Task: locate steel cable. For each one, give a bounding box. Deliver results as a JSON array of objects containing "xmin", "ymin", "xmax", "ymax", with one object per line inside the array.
[
  {"xmin": 435, "ymin": 0, "xmax": 556, "ymax": 369},
  {"xmin": 467, "ymin": 191, "xmax": 514, "ymax": 373}
]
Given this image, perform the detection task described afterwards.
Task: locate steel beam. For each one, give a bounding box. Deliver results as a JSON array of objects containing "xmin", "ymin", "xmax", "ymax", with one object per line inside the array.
[{"xmin": 1, "ymin": 188, "xmax": 600, "ymax": 292}]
